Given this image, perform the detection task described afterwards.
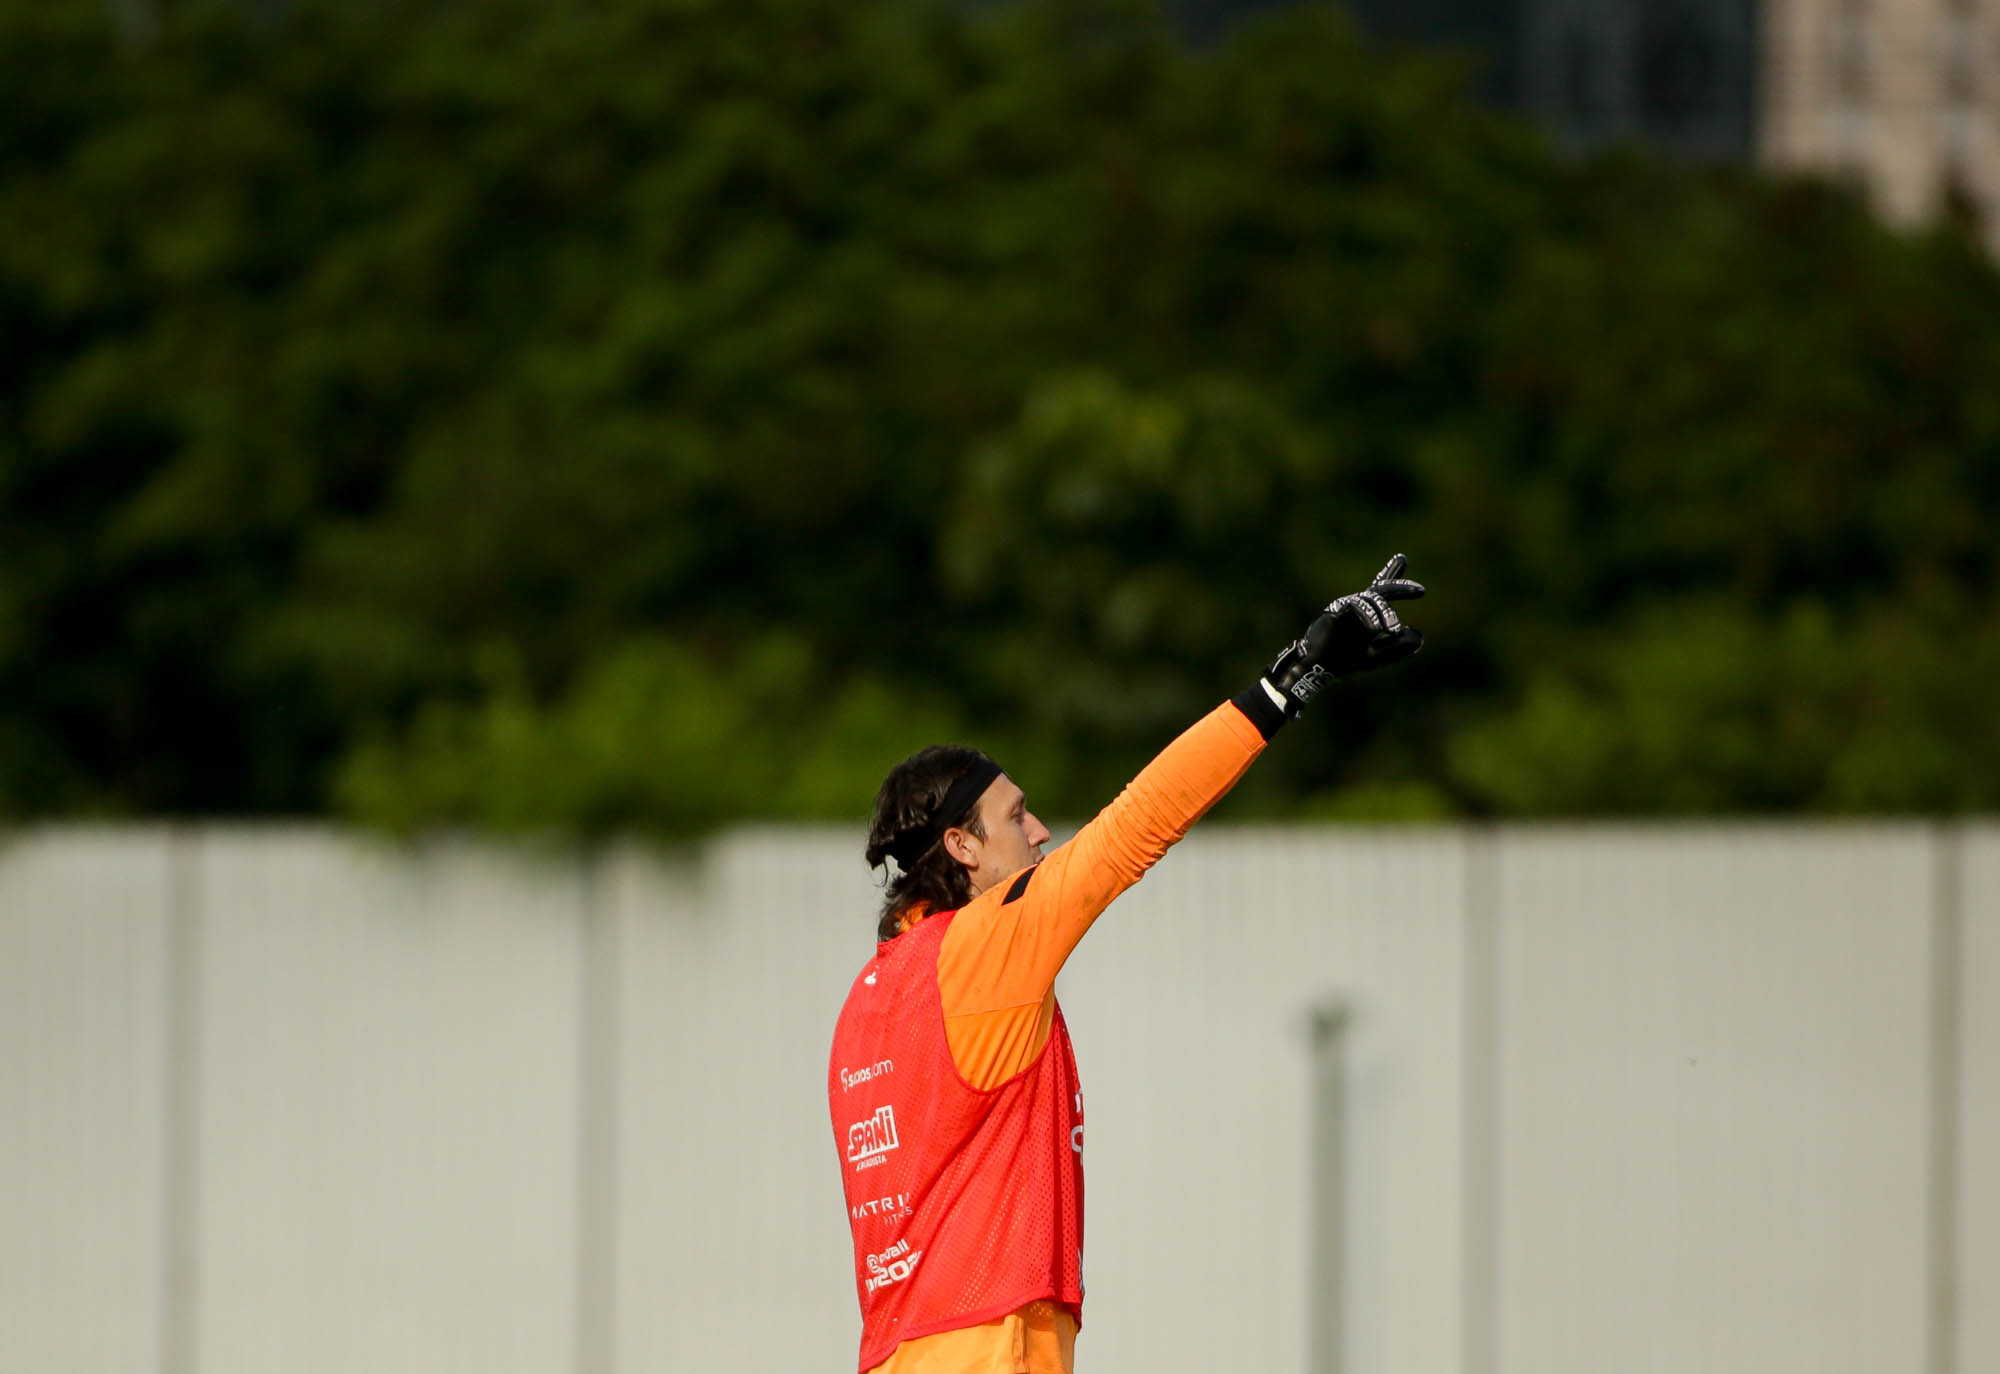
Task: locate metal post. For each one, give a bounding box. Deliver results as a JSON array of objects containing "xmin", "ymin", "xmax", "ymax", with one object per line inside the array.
[
  {"xmin": 1928, "ymin": 822, "xmax": 1964, "ymax": 1374},
  {"xmin": 1461, "ymin": 825, "xmax": 1500, "ymax": 1374},
  {"xmin": 159, "ymin": 827, "xmax": 201, "ymax": 1374},
  {"xmin": 576, "ymin": 846, "xmax": 620, "ymax": 1374},
  {"xmin": 1308, "ymin": 1002, "xmax": 1350, "ymax": 1374}
]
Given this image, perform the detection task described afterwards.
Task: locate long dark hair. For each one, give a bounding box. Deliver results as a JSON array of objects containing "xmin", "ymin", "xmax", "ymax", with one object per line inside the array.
[{"xmin": 864, "ymin": 745, "xmax": 993, "ymax": 940}]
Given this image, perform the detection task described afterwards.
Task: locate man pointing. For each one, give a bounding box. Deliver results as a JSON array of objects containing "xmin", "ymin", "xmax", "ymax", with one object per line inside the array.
[{"xmin": 829, "ymin": 556, "xmax": 1426, "ymax": 1373}]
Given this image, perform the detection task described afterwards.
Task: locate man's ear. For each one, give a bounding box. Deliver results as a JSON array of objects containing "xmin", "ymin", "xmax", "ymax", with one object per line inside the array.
[{"xmin": 942, "ymin": 826, "xmax": 978, "ymax": 868}]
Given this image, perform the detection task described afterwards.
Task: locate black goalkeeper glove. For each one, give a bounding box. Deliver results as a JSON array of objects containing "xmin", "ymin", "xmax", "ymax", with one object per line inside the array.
[{"xmin": 1232, "ymin": 554, "xmax": 1426, "ymax": 738}]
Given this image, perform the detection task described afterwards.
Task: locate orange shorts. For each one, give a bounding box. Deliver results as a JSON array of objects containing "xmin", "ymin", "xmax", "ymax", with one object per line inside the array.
[{"xmin": 868, "ymin": 1300, "xmax": 1077, "ymax": 1374}]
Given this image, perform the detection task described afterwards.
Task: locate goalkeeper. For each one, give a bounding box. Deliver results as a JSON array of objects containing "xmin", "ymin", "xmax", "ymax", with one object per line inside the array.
[{"xmin": 828, "ymin": 556, "xmax": 1426, "ymax": 1374}]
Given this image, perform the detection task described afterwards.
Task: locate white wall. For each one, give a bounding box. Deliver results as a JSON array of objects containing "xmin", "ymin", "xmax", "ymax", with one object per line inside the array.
[
  {"xmin": 0, "ymin": 830, "xmax": 172, "ymax": 1374},
  {"xmin": 1961, "ymin": 824, "xmax": 2000, "ymax": 1374},
  {"xmin": 189, "ymin": 831, "xmax": 586, "ymax": 1374},
  {"xmin": 1056, "ymin": 828, "xmax": 1469, "ymax": 1374},
  {"xmin": 1491, "ymin": 825, "xmax": 1934, "ymax": 1374},
  {"xmin": 2, "ymin": 822, "xmax": 1994, "ymax": 1374},
  {"xmin": 607, "ymin": 831, "xmax": 867, "ymax": 1374}
]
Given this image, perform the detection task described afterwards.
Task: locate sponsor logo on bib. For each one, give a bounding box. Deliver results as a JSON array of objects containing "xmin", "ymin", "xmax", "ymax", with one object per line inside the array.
[
  {"xmin": 847, "ymin": 1104, "xmax": 900, "ymax": 1170},
  {"xmin": 864, "ymin": 1237, "xmax": 924, "ymax": 1295},
  {"xmin": 839, "ymin": 1060, "xmax": 894, "ymax": 1092}
]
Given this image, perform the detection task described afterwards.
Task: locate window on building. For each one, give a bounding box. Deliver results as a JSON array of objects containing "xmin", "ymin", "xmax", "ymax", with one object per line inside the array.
[
  {"xmin": 1560, "ymin": 24, "xmax": 1604, "ymax": 129},
  {"xmin": 1634, "ymin": 3, "xmax": 1720, "ymax": 131},
  {"xmin": 1939, "ymin": 0, "xmax": 1979, "ymax": 104},
  {"xmin": 1829, "ymin": 0, "xmax": 1871, "ymax": 107}
]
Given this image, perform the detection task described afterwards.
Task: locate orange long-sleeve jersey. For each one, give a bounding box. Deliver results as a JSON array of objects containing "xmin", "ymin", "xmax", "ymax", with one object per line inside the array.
[{"xmin": 867, "ymin": 699, "xmax": 1270, "ymax": 1374}]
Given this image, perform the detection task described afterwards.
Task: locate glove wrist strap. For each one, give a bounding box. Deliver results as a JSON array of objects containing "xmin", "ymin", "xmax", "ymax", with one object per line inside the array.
[{"xmin": 1231, "ymin": 678, "xmax": 1291, "ymax": 742}]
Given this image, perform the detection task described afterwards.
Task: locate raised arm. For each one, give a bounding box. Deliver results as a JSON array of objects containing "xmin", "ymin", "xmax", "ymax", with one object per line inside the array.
[{"xmin": 936, "ymin": 556, "xmax": 1426, "ymax": 1078}]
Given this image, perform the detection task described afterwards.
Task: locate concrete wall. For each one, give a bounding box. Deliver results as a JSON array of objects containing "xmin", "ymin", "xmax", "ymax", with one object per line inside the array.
[
  {"xmin": 1491, "ymin": 826, "xmax": 1934, "ymax": 1374},
  {"xmin": 190, "ymin": 833, "xmax": 585, "ymax": 1374},
  {"xmin": 0, "ymin": 831, "xmax": 172, "ymax": 1374},
  {"xmin": 1961, "ymin": 827, "xmax": 2000, "ymax": 1374},
  {"xmin": 2, "ymin": 822, "xmax": 1994, "ymax": 1374}
]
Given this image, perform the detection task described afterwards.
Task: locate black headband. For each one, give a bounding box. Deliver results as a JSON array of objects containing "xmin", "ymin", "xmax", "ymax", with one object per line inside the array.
[{"xmin": 883, "ymin": 758, "xmax": 1003, "ymax": 870}]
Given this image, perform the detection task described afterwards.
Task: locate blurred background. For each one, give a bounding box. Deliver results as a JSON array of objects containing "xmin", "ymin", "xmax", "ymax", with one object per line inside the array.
[{"xmin": 2, "ymin": 0, "xmax": 1997, "ymax": 1371}]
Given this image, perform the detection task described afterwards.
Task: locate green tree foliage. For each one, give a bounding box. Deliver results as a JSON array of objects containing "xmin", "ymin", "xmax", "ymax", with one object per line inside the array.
[{"xmin": 2, "ymin": 0, "xmax": 1997, "ymax": 831}]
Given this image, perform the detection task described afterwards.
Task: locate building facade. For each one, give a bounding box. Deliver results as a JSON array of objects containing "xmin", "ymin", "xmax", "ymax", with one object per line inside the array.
[
  {"xmin": 1344, "ymin": 0, "xmax": 1760, "ymax": 158},
  {"xmin": 1342, "ymin": 0, "xmax": 2000, "ymax": 247},
  {"xmin": 1520, "ymin": 0, "xmax": 1759, "ymax": 158},
  {"xmin": 1761, "ymin": 0, "xmax": 2000, "ymax": 245}
]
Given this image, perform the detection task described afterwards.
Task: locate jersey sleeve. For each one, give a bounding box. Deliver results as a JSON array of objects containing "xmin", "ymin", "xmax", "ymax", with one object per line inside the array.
[{"xmin": 935, "ymin": 699, "xmax": 1269, "ymax": 1067}]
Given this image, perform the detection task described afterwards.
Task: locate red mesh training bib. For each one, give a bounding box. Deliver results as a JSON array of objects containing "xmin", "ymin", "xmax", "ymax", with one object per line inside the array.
[{"xmin": 828, "ymin": 910, "xmax": 1085, "ymax": 1372}]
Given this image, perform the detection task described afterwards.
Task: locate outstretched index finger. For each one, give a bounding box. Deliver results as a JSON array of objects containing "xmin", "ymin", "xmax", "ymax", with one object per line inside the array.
[{"xmin": 1372, "ymin": 553, "xmax": 1425, "ymax": 601}]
